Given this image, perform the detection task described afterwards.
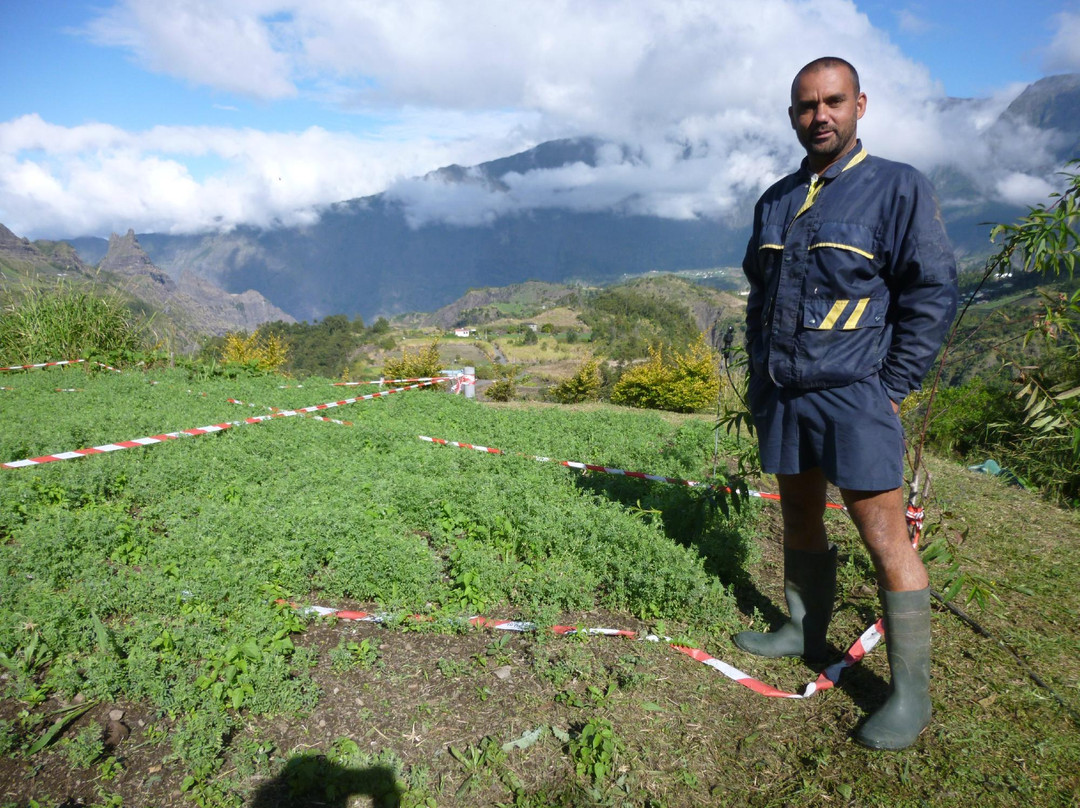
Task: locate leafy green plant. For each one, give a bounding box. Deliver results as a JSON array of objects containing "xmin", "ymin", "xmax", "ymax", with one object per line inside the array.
[
  {"xmin": 569, "ymin": 718, "xmax": 619, "ymax": 783},
  {"xmin": 0, "ymin": 719, "xmax": 16, "ymax": 756},
  {"xmin": 329, "ymin": 637, "xmax": 379, "ymax": 671},
  {"xmin": 0, "ymin": 630, "xmax": 53, "ymax": 705},
  {"xmin": 59, "ymin": 720, "xmax": 105, "ymax": 768},
  {"xmin": 914, "ymin": 162, "xmax": 1080, "ymax": 506}
]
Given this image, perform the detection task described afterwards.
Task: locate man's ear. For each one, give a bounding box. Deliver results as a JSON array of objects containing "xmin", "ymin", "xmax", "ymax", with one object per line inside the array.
[
  {"xmin": 788, "ymin": 105, "xmax": 796, "ymax": 130},
  {"xmin": 856, "ymin": 92, "xmax": 867, "ymax": 120}
]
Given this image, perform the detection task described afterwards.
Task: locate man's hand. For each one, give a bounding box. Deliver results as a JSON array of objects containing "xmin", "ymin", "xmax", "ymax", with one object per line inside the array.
[{"xmin": 891, "ymin": 399, "xmax": 900, "ymax": 415}]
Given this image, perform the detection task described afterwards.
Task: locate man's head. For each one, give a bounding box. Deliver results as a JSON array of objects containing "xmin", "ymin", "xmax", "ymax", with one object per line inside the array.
[{"xmin": 788, "ymin": 57, "xmax": 866, "ymax": 173}]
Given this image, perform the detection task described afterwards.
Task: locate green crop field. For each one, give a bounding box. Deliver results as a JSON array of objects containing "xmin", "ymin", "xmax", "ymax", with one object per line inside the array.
[{"xmin": 0, "ymin": 366, "xmax": 1078, "ymax": 807}]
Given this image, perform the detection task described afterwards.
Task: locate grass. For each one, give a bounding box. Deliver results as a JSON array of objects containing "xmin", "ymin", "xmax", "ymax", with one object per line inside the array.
[{"xmin": 0, "ymin": 366, "xmax": 1078, "ymax": 806}]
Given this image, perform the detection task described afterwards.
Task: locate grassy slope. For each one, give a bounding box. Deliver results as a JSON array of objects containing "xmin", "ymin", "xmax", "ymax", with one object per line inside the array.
[{"xmin": 0, "ymin": 368, "xmax": 1077, "ymax": 807}]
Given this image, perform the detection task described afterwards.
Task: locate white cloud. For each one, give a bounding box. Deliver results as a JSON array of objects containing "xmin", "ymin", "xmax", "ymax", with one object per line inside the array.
[
  {"xmin": 1042, "ymin": 10, "xmax": 1080, "ymax": 72},
  {"xmin": 83, "ymin": 0, "xmax": 298, "ymax": 99},
  {"xmin": 1, "ymin": 0, "xmax": 1071, "ymax": 239},
  {"xmin": 0, "ymin": 114, "xmax": 532, "ymax": 238},
  {"xmin": 996, "ymin": 172, "xmax": 1057, "ymax": 206},
  {"xmin": 895, "ymin": 9, "xmax": 933, "ymax": 36}
]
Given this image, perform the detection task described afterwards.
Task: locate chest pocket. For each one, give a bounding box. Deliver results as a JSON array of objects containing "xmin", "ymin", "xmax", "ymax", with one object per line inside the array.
[
  {"xmin": 803, "ymin": 295, "xmax": 886, "ymax": 330},
  {"xmin": 808, "ymin": 221, "xmax": 877, "ymax": 262}
]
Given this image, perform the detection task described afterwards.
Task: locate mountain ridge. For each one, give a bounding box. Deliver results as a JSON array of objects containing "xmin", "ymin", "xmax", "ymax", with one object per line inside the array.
[{"xmin": 55, "ymin": 73, "xmax": 1080, "ymax": 324}]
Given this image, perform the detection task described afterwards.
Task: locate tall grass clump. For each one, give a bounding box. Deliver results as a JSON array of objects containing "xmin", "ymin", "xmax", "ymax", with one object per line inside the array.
[{"xmin": 0, "ymin": 284, "xmax": 147, "ymax": 364}]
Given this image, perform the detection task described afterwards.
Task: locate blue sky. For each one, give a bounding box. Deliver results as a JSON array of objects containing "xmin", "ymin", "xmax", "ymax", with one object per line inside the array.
[{"xmin": 2, "ymin": 0, "xmax": 1079, "ymax": 239}]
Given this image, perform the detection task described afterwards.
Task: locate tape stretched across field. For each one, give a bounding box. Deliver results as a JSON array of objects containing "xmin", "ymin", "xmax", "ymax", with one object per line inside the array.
[
  {"xmin": 1, "ymin": 358, "xmax": 120, "ymax": 373},
  {"xmin": 1, "ymin": 380, "xmax": 444, "ymax": 469},
  {"xmin": 418, "ymin": 435, "xmax": 848, "ymax": 511},
  {"xmin": 283, "ymin": 600, "xmax": 885, "ymax": 699}
]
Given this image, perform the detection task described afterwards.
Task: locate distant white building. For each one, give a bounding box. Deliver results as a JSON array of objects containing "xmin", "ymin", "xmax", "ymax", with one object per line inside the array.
[{"xmin": 453, "ymin": 328, "xmax": 476, "ymax": 337}]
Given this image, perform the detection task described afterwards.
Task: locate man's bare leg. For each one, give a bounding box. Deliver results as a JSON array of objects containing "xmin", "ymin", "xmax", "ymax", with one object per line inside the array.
[
  {"xmin": 839, "ymin": 486, "xmax": 927, "ymax": 591},
  {"xmin": 777, "ymin": 468, "xmax": 830, "ymax": 552}
]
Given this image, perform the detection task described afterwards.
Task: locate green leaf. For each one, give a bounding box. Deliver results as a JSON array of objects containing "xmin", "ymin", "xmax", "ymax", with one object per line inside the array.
[{"xmin": 25, "ymin": 702, "xmax": 94, "ymax": 757}]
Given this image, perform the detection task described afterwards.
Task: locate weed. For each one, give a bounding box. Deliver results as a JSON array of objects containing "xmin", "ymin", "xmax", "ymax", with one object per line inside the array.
[
  {"xmin": 329, "ymin": 637, "xmax": 380, "ymax": 672},
  {"xmin": 569, "ymin": 718, "xmax": 619, "ymax": 784},
  {"xmin": 59, "ymin": 720, "xmax": 104, "ymax": 768},
  {"xmin": 0, "ymin": 720, "xmax": 16, "ymax": 756},
  {"xmin": 437, "ymin": 657, "xmax": 467, "ymax": 679},
  {"xmin": 97, "ymin": 755, "xmax": 123, "ymax": 781}
]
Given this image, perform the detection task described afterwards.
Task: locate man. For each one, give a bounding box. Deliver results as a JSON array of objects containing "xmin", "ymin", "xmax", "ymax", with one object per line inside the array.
[{"xmin": 736, "ymin": 57, "xmax": 958, "ymax": 750}]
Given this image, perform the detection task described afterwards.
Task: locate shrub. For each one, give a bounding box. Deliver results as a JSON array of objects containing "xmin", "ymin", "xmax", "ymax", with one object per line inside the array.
[
  {"xmin": 610, "ymin": 335, "xmax": 721, "ymax": 413},
  {"xmin": 383, "ymin": 338, "xmax": 442, "ymax": 383},
  {"xmin": 219, "ymin": 329, "xmax": 289, "ymax": 373},
  {"xmin": 550, "ymin": 358, "xmax": 602, "ymax": 404},
  {"xmin": 486, "ymin": 363, "xmax": 525, "ymax": 402}
]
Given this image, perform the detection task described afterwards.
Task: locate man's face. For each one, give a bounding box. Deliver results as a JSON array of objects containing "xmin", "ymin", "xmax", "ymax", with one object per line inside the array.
[{"xmin": 788, "ymin": 66, "xmax": 866, "ymax": 172}]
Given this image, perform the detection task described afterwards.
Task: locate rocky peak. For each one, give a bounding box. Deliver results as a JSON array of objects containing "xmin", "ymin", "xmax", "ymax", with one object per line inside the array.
[
  {"xmin": 99, "ymin": 229, "xmax": 173, "ymax": 288},
  {"xmin": 0, "ymin": 222, "xmax": 41, "ymax": 260}
]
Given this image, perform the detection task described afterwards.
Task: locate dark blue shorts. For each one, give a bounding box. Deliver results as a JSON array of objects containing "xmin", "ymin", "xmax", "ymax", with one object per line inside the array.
[{"xmin": 747, "ymin": 373, "xmax": 905, "ymax": 491}]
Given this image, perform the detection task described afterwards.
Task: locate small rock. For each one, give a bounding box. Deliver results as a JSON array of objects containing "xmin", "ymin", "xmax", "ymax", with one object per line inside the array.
[
  {"xmin": 148, "ymin": 765, "xmax": 162, "ymax": 774},
  {"xmin": 104, "ymin": 720, "xmax": 130, "ymax": 747},
  {"xmin": 318, "ymin": 719, "xmax": 327, "ymax": 728},
  {"xmin": 108, "ymin": 709, "xmax": 124, "ymax": 721},
  {"xmin": 73, "ymin": 693, "xmax": 86, "ymax": 704},
  {"xmin": 493, "ymin": 665, "xmax": 512, "ymax": 681}
]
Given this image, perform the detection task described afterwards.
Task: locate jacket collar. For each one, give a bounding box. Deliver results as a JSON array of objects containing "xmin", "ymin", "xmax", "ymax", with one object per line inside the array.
[{"xmin": 800, "ymin": 139, "xmax": 868, "ymax": 181}]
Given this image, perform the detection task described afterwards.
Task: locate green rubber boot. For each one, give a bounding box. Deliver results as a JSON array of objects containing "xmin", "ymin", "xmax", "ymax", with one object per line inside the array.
[
  {"xmin": 733, "ymin": 545, "xmax": 837, "ymax": 662},
  {"xmin": 856, "ymin": 587, "xmax": 932, "ymax": 750}
]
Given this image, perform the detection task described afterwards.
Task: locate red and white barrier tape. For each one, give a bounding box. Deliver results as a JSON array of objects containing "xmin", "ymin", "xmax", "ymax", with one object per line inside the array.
[
  {"xmin": 906, "ymin": 505, "xmax": 924, "ymax": 547},
  {"xmin": 274, "ymin": 379, "xmax": 446, "ymax": 414},
  {"xmin": 451, "ymin": 374, "xmax": 476, "ymax": 394},
  {"xmin": 282, "ymin": 600, "xmax": 883, "ymax": 699},
  {"xmin": 418, "ymin": 435, "xmax": 846, "ymax": 510},
  {"xmin": 2, "ymin": 381, "xmax": 442, "ymax": 469},
  {"xmin": 335, "ymin": 377, "xmax": 450, "ymax": 386},
  {"xmin": 3, "ymin": 420, "xmax": 254, "ymax": 469},
  {"xmin": 0, "ymin": 359, "xmax": 119, "ymax": 373}
]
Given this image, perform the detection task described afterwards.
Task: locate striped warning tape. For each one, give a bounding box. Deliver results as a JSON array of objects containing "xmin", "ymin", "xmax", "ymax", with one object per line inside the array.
[
  {"xmin": 2, "ymin": 380, "xmax": 441, "ymax": 469},
  {"xmin": 0, "ymin": 359, "xmax": 120, "ymax": 373},
  {"xmin": 334, "ymin": 377, "xmax": 450, "ymax": 386},
  {"xmin": 418, "ymin": 435, "xmax": 846, "ymax": 510},
  {"xmin": 3, "ymin": 420, "xmax": 252, "ymax": 468},
  {"xmin": 282, "ymin": 600, "xmax": 883, "ymax": 699},
  {"xmin": 226, "ymin": 399, "xmax": 352, "ymax": 425}
]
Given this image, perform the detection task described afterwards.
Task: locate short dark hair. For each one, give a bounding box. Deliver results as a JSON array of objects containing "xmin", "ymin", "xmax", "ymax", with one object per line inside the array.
[{"xmin": 791, "ymin": 57, "xmax": 861, "ymax": 98}]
